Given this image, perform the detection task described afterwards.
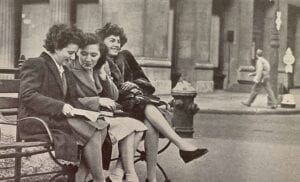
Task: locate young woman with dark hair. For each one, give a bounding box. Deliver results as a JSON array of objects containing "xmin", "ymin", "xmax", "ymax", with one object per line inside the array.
[
  {"xmin": 19, "ymin": 24, "xmax": 109, "ymax": 182},
  {"xmin": 96, "ymin": 23, "xmax": 208, "ymax": 182},
  {"xmin": 68, "ymin": 33, "xmax": 147, "ymax": 182}
]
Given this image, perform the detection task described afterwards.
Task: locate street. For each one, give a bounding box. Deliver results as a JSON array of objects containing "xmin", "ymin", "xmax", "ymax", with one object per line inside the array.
[{"xmin": 135, "ymin": 113, "xmax": 300, "ymax": 182}]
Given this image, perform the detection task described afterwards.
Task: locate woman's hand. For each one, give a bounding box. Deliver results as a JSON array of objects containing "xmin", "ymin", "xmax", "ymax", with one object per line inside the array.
[
  {"xmin": 99, "ymin": 97, "xmax": 116, "ymax": 111},
  {"xmin": 99, "ymin": 63, "xmax": 110, "ymax": 81},
  {"xmin": 121, "ymin": 81, "xmax": 139, "ymax": 91},
  {"xmin": 62, "ymin": 104, "xmax": 75, "ymax": 117}
]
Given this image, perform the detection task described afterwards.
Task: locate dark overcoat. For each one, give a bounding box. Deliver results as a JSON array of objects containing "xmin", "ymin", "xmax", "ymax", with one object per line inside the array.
[
  {"xmin": 18, "ymin": 52, "xmax": 108, "ymax": 162},
  {"xmin": 107, "ymin": 50, "xmax": 156, "ymax": 120}
]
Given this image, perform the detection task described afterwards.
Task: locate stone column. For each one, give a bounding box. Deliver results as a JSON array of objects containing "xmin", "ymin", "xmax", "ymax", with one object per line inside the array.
[
  {"xmin": 195, "ymin": 0, "xmax": 212, "ymax": 64},
  {"xmin": 171, "ymin": 0, "xmax": 197, "ymax": 86},
  {"xmin": 0, "ymin": 0, "xmax": 15, "ymax": 71},
  {"xmin": 293, "ymin": 15, "xmax": 300, "ymax": 86},
  {"xmin": 50, "ymin": 0, "xmax": 71, "ymax": 25},
  {"xmin": 98, "ymin": 0, "xmax": 104, "ymax": 28}
]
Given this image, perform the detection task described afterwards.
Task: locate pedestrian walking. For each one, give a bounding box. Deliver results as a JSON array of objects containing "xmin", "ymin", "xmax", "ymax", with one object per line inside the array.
[{"xmin": 241, "ymin": 49, "xmax": 278, "ymax": 109}]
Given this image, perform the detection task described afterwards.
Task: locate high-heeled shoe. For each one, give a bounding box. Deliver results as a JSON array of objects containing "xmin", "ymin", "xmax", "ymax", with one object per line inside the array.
[{"xmin": 179, "ymin": 148, "xmax": 208, "ymax": 163}]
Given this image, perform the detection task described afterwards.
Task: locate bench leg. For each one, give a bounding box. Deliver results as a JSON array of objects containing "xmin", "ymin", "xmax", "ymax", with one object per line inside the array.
[
  {"xmin": 14, "ymin": 155, "xmax": 21, "ymax": 182},
  {"xmin": 156, "ymin": 163, "xmax": 171, "ymax": 182}
]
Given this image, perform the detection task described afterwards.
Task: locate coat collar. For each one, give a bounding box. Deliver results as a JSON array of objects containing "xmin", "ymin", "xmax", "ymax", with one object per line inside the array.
[
  {"xmin": 68, "ymin": 59, "xmax": 102, "ymax": 94},
  {"xmin": 40, "ymin": 52, "xmax": 65, "ymax": 95}
]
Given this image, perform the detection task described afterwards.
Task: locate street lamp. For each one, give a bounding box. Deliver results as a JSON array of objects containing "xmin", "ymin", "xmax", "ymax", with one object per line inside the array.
[{"xmin": 269, "ymin": 0, "xmax": 281, "ymax": 102}]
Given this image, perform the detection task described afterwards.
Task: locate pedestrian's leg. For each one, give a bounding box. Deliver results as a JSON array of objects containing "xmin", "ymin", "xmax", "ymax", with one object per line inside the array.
[
  {"xmin": 144, "ymin": 119, "xmax": 159, "ymax": 182},
  {"xmin": 264, "ymin": 80, "xmax": 277, "ymax": 107},
  {"xmin": 144, "ymin": 104, "xmax": 198, "ymax": 151},
  {"xmin": 80, "ymin": 129, "xmax": 106, "ymax": 182},
  {"xmin": 244, "ymin": 83, "xmax": 261, "ymax": 105}
]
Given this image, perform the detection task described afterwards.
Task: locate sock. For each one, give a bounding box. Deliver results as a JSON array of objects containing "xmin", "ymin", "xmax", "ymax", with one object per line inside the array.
[
  {"xmin": 125, "ymin": 173, "xmax": 139, "ymax": 182},
  {"xmin": 109, "ymin": 167, "xmax": 124, "ymax": 182}
]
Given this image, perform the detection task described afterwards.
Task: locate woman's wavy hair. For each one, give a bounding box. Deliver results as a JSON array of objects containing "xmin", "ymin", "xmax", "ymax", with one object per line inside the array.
[
  {"xmin": 43, "ymin": 24, "xmax": 83, "ymax": 53},
  {"xmin": 80, "ymin": 32, "xmax": 108, "ymax": 57},
  {"xmin": 80, "ymin": 33, "xmax": 108, "ymax": 70},
  {"xmin": 95, "ymin": 22, "xmax": 128, "ymax": 47}
]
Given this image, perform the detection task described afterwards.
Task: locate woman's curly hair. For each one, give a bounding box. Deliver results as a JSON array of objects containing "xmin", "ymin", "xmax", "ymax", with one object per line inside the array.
[
  {"xmin": 43, "ymin": 24, "xmax": 84, "ymax": 53},
  {"xmin": 80, "ymin": 33, "xmax": 108, "ymax": 57},
  {"xmin": 95, "ymin": 22, "xmax": 128, "ymax": 47}
]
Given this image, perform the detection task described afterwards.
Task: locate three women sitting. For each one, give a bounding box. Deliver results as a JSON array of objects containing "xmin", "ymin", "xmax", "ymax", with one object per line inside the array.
[{"xmin": 71, "ymin": 23, "xmax": 208, "ymax": 182}]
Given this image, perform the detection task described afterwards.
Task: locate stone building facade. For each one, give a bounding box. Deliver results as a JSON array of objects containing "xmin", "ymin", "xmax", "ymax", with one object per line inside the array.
[{"xmin": 0, "ymin": 0, "xmax": 300, "ymax": 94}]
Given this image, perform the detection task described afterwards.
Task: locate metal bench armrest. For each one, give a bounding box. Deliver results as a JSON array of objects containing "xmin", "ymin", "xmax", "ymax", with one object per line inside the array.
[{"xmin": 18, "ymin": 117, "xmax": 54, "ymax": 144}]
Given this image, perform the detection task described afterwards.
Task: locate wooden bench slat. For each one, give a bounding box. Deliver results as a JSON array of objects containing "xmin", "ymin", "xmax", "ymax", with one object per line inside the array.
[
  {"xmin": 0, "ymin": 121, "xmax": 17, "ymax": 125},
  {"xmin": 0, "ymin": 68, "xmax": 19, "ymax": 74},
  {"xmin": 0, "ymin": 141, "xmax": 51, "ymax": 150},
  {"xmin": 0, "ymin": 79, "xmax": 20, "ymax": 93},
  {"xmin": 0, "ymin": 108, "xmax": 18, "ymax": 116},
  {"xmin": 0, "ymin": 148, "xmax": 51, "ymax": 159},
  {"xmin": 0, "ymin": 97, "xmax": 19, "ymax": 109}
]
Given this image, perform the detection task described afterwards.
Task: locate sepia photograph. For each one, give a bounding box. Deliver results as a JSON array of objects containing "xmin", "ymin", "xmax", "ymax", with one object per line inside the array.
[{"xmin": 0, "ymin": 0, "xmax": 300, "ymax": 181}]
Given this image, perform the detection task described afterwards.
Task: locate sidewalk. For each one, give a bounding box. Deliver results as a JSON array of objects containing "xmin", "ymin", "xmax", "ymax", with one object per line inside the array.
[{"xmin": 160, "ymin": 89, "xmax": 300, "ymax": 115}]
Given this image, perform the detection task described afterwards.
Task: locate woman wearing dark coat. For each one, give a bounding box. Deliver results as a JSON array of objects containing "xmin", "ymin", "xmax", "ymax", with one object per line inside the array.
[
  {"xmin": 96, "ymin": 23, "xmax": 208, "ymax": 182},
  {"xmin": 67, "ymin": 33, "xmax": 147, "ymax": 182},
  {"xmin": 18, "ymin": 24, "xmax": 108, "ymax": 182}
]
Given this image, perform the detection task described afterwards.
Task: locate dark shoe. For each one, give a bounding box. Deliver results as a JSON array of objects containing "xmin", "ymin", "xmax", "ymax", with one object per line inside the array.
[
  {"xmin": 179, "ymin": 148, "xmax": 208, "ymax": 163},
  {"xmin": 241, "ymin": 101, "xmax": 251, "ymax": 107},
  {"xmin": 270, "ymin": 105, "xmax": 277, "ymax": 109},
  {"xmin": 106, "ymin": 177, "xmax": 112, "ymax": 182},
  {"xmin": 145, "ymin": 179, "xmax": 149, "ymax": 182}
]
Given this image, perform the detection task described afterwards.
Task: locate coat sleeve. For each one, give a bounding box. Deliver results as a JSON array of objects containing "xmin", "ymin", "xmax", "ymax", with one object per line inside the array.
[
  {"xmin": 100, "ymin": 76, "xmax": 119, "ymax": 101},
  {"xmin": 122, "ymin": 50, "xmax": 155, "ymax": 95},
  {"xmin": 254, "ymin": 59, "xmax": 263, "ymax": 83},
  {"xmin": 19, "ymin": 59, "xmax": 65, "ymax": 116}
]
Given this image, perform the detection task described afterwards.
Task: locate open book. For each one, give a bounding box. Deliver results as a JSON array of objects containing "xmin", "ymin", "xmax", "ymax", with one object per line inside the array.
[
  {"xmin": 73, "ymin": 108, "xmax": 101, "ymax": 122},
  {"xmin": 72, "ymin": 108, "xmax": 129, "ymax": 122}
]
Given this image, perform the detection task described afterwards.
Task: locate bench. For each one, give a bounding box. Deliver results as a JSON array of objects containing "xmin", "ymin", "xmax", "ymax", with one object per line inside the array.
[
  {"xmin": 0, "ymin": 69, "xmax": 77, "ymax": 182},
  {"xmin": 0, "ymin": 68, "xmax": 173, "ymax": 182}
]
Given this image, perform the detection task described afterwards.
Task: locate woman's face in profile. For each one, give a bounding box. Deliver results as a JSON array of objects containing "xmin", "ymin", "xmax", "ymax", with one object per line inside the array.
[
  {"xmin": 55, "ymin": 43, "xmax": 79, "ymax": 65},
  {"xmin": 103, "ymin": 35, "xmax": 121, "ymax": 57},
  {"xmin": 78, "ymin": 44, "xmax": 100, "ymax": 70}
]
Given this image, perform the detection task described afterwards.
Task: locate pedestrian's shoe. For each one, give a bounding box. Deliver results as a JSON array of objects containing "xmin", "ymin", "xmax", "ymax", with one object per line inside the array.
[
  {"xmin": 241, "ymin": 101, "xmax": 251, "ymax": 107},
  {"xmin": 179, "ymin": 148, "xmax": 208, "ymax": 163},
  {"xmin": 270, "ymin": 105, "xmax": 277, "ymax": 109},
  {"xmin": 145, "ymin": 179, "xmax": 149, "ymax": 182},
  {"xmin": 106, "ymin": 177, "xmax": 113, "ymax": 182}
]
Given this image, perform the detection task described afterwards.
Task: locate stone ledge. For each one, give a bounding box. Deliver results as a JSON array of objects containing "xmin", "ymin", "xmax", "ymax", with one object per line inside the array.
[
  {"xmin": 195, "ymin": 63, "xmax": 214, "ymax": 70},
  {"xmin": 196, "ymin": 81, "xmax": 214, "ymax": 93},
  {"xmin": 136, "ymin": 57, "xmax": 171, "ymax": 68}
]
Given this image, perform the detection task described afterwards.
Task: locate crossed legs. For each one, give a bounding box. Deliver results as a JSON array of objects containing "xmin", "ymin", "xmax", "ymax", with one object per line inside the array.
[{"xmin": 143, "ymin": 104, "xmax": 200, "ymax": 182}]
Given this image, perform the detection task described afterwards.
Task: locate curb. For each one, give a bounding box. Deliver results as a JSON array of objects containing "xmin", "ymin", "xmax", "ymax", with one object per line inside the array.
[{"xmin": 197, "ymin": 108, "xmax": 300, "ymax": 115}]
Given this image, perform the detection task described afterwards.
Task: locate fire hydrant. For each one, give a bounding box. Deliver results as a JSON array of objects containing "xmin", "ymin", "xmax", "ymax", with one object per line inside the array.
[{"xmin": 171, "ymin": 80, "xmax": 199, "ymax": 138}]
